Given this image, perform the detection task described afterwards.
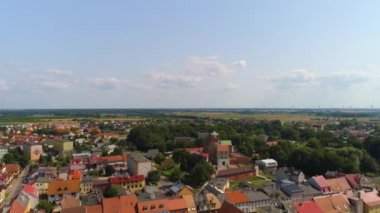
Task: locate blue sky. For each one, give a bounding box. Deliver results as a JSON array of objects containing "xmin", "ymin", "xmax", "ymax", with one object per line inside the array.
[{"xmin": 1, "ymin": 1, "xmax": 380, "ymax": 108}]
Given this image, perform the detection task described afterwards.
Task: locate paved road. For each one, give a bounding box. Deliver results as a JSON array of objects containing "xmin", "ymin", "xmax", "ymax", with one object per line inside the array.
[{"xmin": 1, "ymin": 165, "xmax": 30, "ymax": 213}]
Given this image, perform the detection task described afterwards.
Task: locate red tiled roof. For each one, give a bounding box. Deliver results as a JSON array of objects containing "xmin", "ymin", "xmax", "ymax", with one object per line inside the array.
[
  {"xmin": 294, "ymin": 201, "xmax": 324, "ymax": 213},
  {"xmin": 23, "ymin": 184, "xmax": 39, "ymax": 198},
  {"xmin": 345, "ymin": 174, "xmax": 361, "ymax": 188},
  {"xmin": 109, "ymin": 175, "xmax": 144, "ymax": 184},
  {"xmin": 225, "ymin": 190, "xmax": 250, "ymax": 205},
  {"xmin": 184, "ymin": 147, "xmax": 204, "ymax": 153},
  {"xmin": 102, "ymin": 154, "xmax": 128, "ymax": 163}
]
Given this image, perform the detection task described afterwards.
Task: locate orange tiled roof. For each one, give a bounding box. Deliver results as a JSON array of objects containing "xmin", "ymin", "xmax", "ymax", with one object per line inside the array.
[
  {"xmin": 225, "ymin": 190, "xmax": 250, "ymax": 205},
  {"xmin": 9, "ymin": 200, "xmax": 27, "ymax": 213},
  {"xmin": 86, "ymin": 204, "xmax": 103, "ymax": 213},
  {"xmin": 137, "ymin": 197, "xmax": 188, "ymax": 213},
  {"xmin": 216, "ymin": 144, "xmax": 230, "ymax": 153},
  {"xmin": 102, "ymin": 154, "xmax": 128, "ymax": 163},
  {"xmin": 102, "ymin": 194, "xmax": 137, "ymax": 213},
  {"xmin": 47, "ymin": 180, "xmax": 80, "ymax": 195},
  {"xmin": 327, "ymin": 177, "xmax": 351, "ymax": 193},
  {"xmin": 5, "ymin": 164, "xmax": 20, "ymax": 174}
]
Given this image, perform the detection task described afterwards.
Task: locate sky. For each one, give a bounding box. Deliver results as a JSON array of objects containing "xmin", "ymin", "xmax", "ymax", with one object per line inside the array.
[{"xmin": 1, "ymin": 1, "xmax": 380, "ymax": 109}]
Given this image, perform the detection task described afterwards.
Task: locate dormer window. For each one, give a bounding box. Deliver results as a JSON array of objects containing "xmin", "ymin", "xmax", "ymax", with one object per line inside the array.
[{"xmin": 159, "ymin": 204, "xmax": 164, "ymax": 208}]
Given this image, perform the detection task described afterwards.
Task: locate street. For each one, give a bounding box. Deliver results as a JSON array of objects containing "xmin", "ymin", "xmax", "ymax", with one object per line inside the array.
[{"xmin": 1, "ymin": 165, "xmax": 30, "ymax": 213}]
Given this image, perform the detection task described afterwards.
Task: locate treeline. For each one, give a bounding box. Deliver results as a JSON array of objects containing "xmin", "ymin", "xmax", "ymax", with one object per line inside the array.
[{"xmin": 127, "ymin": 119, "xmax": 380, "ymax": 176}]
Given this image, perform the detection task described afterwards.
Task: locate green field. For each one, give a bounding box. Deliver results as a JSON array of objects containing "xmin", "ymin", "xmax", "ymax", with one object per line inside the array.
[{"xmin": 170, "ymin": 112, "xmax": 380, "ymax": 123}]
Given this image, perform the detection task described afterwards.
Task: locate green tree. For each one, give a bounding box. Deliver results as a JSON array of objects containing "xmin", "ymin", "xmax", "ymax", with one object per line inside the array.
[
  {"xmin": 280, "ymin": 125, "xmax": 300, "ymax": 141},
  {"xmin": 306, "ymin": 138, "xmax": 323, "ymax": 149},
  {"xmin": 188, "ymin": 160, "xmax": 214, "ymax": 187},
  {"xmin": 104, "ymin": 185, "xmax": 125, "ymax": 198},
  {"xmin": 154, "ymin": 153, "xmax": 166, "ymax": 164},
  {"xmin": 360, "ymin": 152, "xmax": 380, "ymax": 173},
  {"xmin": 170, "ymin": 167, "xmax": 183, "ymax": 182},
  {"xmin": 37, "ymin": 200, "xmax": 53, "ymax": 213},
  {"xmin": 146, "ymin": 170, "xmax": 161, "ymax": 185}
]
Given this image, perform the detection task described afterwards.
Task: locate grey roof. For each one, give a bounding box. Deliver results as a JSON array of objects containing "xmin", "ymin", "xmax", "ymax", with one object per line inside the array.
[
  {"xmin": 36, "ymin": 177, "xmax": 51, "ymax": 183},
  {"xmin": 129, "ymin": 152, "xmax": 150, "ymax": 163},
  {"xmin": 279, "ymin": 183, "xmax": 303, "ymax": 196},
  {"xmin": 245, "ymin": 191, "xmax": 271, "ymax": 202},
  {"xmin": 207, "ymin": 178, "xmax": 229, "ymax": 189}
]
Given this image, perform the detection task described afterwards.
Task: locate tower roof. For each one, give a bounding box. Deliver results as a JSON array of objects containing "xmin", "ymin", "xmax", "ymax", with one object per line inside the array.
[{"xmin": 211, "ymin": 130, "xmax": 219, "ymax": 137}]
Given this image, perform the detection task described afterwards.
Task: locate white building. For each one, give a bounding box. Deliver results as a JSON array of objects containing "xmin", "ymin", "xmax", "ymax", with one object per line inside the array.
[
  {"xmin": 255, "ymin": 159, "xmax": 278, "ymax": 174},
  {"xmin": 127, "ymin": 153, "xmax": 152, "ymax": 177}
]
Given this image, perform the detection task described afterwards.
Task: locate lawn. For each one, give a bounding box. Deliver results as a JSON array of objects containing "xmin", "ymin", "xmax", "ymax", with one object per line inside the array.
[
  {"xmin": 158, "ymin": 164, "xmax": 180, "ymax": 177},
  {"xmin": 230, "ymin": 176, "xmax": 272, "ymax": 189}
]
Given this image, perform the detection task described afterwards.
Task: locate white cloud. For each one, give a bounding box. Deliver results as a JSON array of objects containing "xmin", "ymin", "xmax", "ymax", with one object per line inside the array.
[
  {"xmin": 89, "ymin": 77, "xmax": 122, "ymax": 89},
  {"xmin": 233, "ymin": 60, "xmax": 247, "ymax": 69},
  {"xmin": 262, "ymin": 69, "xmax": 380, "ymax": 90},
  {"xmin": 45, "ymin": 68, "xmax": 73, "ymax": 76},
  {"xmin": 319, "ymin": 71, "xmax": 380, "ymax": 87},
  {"xmin": 147, "ymin": 71, "xmax": 201, "ymax": 88},
  {"xmin": 0, "ymin": 81, "xmax": 9, "ymax": 91},
  {"xmin": 40, "ymin": 81, "xmax": 70, "ymax": 89},
  {"xmin": 185, "ymin": 56, "xmax": 234, "ymax": 76},
  {"xmin": 224, "ymin": 82, "xmax": 241, "ymax": 90},
  {"xmin": 262, "ymin": 69, "xmax": 317, "ymax": 83}
]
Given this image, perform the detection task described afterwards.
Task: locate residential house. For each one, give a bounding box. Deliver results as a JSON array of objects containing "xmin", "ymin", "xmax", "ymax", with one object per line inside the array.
[
  {"xmin": 293, "ymin": 201, "xmax": 324, "ymax": 213},
  {"xmin": 47, "ymin": 179, "xmax": 81, "ymax": 204},
  {"xmin": 276, "ymin": 167, "xmax": 305, "ymax": 184},
  {"xmin": 359, "ymin": 188, "xmax": 380, "ymax": 213},
  {"xmin": 195, "ymin": 192, "xmax": 222, "ymax": 213},
  {"xmin": 102, "ymin": 154, "xmax": 128, "ymax": 174},
  {"xmin": 137, "ymin": 196, "xmax": 189, "ymax": 213},
  {"xmin": 102, "ymin": 194, "xmax": 137, "ymax": 213},
  {"xmin": 34, "ymin": 177, "xmax": 51, "ymax": 195},
  {"xmin": 308, "ymin": 176, "xmax": 333, "ymax": 194},
  {"xmin": 219, "ymin": 201, "xmax": 243, "ymax": 213},
  {"xmin": 61, "ymin": 194, "xmax": 81, "ymax": 210},
  {"xmin": 169, "ymin": 182, "xmax": 194, "ymax": 196},
  {"xmin": 183, "ymin": 194, "xmax": 197, "ymax": 213},
  {"xmin": 5, "ymin": 164, "xmax": 21, "ymax": 176},
  {"xmin": 9, "ymin": 185, "xmax": 39, "ymax": 213},
  {"xmin": 80, "ymin": 176, "xmax": 95, "ymax": 194},
  {"xmin": 224, "ymin": 190, "xmax": 253, "ymax": 213},
  {"xmin": 205, "ymin": 178, "xmax": 230, "ymax": 195},
  {"xmin": 313, "ymin": 194, "xmax": 351, "ymax": 212},
  {"xmin": 109, "ymin": 175, "xmax": 145, "ymax": 193},
  {"xmin": 326, "ymin": 177, "xmax": 352, "ymax": 194}
]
